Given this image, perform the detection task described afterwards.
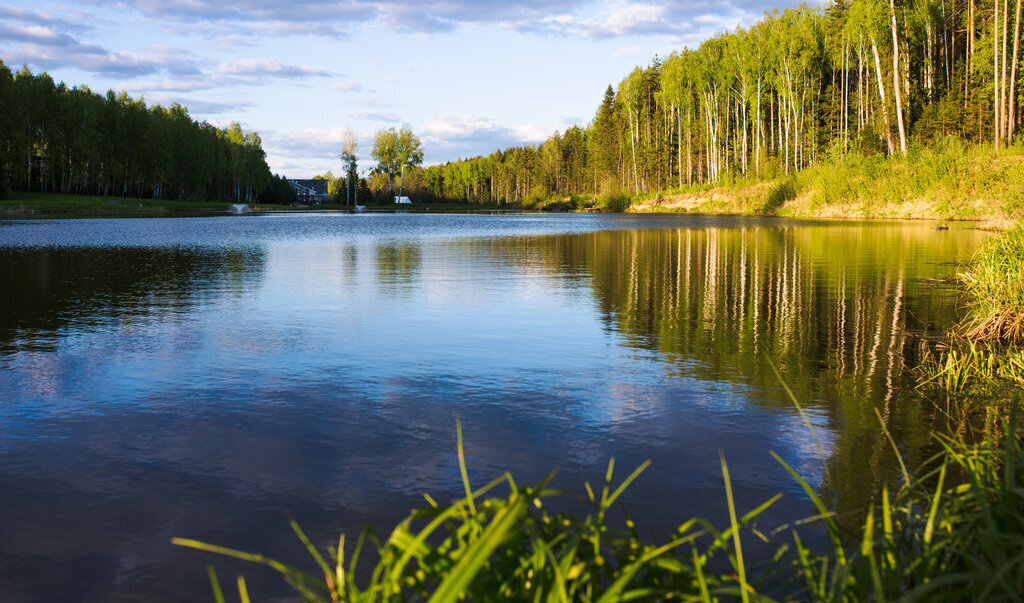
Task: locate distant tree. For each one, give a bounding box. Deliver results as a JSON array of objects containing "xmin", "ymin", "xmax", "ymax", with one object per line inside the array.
[
  {"xmin": 0, "ymin": 64, "xmax": 273, "ymax": 202},
  {"xmin": 356, "ymin": 177, "xmax": 372, "ymax": 205},
  {"xmin": 371, "ymin": 127, "xmax": 399, "ymax": 195},
  {"xmin": 0, "ymin": 60, "xmax": 12, "ymax": 199},
  {"xmin": 258, "ymin": 174, "xmax": 298, "ymax": 205},
  {"xmin": 395, "ymin": 124, "xmax": 423, "ymax": 197},
  {"xmin": 313, "ymin": 171, "xmax": 344, "ymax": 202},
  {"xmin": 339, "ymin": 130, "xmax": 358, "ymax": 206},
  {"xmin": 371, "ymin": 124, "xmax": 423, "ymax": 198}
]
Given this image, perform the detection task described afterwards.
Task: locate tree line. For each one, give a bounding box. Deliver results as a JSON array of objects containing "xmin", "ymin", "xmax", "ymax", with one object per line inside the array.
[
  {"xmin": 0, "ymin": 61, "xmax": 273, "ymax": 202},
  {"xmin": 415, "ymin": 0, "xmax": 1022, "ymax": 204}
]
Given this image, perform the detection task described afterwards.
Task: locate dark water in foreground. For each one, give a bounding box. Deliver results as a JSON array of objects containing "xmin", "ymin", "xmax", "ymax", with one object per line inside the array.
[{"xmin": 0, "ymin": 213, "xmax": 986, "ymax": 600}]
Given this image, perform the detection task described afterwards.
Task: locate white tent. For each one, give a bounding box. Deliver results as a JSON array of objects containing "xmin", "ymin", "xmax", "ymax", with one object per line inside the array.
[{"xmin": 394, "ymin": 196, "xmax": 412, "ymax": 204}]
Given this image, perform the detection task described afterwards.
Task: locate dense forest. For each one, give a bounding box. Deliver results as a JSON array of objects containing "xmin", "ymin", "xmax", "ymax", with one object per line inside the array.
[
  {"xmin": 0, "ymin": 61, "xmax": 273, "ymax": 202},
  {"xmin": 417, "ymin": 0, "xmax": 1023, "ymax": 205}
]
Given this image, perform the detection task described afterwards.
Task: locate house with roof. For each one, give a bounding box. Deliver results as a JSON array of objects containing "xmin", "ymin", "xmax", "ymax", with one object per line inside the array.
[{"xmin": 287, "ymin": 179, "xmax": 330, "ymax": 204}]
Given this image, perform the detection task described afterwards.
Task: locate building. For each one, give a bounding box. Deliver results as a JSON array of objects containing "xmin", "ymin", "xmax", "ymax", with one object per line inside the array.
[
  {"xmin": 288, "ymin": 179, "xmax": 330, "ymax": 204},
  {"xmin": 394, "ymin": 196, "xmax": 412, "ymax": 204}
]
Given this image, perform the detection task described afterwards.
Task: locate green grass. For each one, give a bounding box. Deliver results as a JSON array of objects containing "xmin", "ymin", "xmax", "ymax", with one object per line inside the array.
[
  {"xmin": 626, "ymin": 140, "xmax": 1024, "ymax": 220},
  {"xmin": 177, "ymin": 413, "xmax": 1024, "ymax": 601},
  {"xmin": 918, "ymin": 222, "xmax": 1024, "ymax": 401},
  {"xmin": 918, "ymin": 340, "xmax": 1024, "ymax": 398},
  {"xmin": 0, "ymin": 191, "xmax": 235, "ymax": 215},
  {"xmin": 787, "ymin": 139, "xmax": 1024, "ymax": 219},
  {"xmin": 0, "ymin": 192, "xmax": 524, "ymax": 216},
  {"xmin": 960, "ymin": 223, "xmax": 1024, "ymax": 345}
]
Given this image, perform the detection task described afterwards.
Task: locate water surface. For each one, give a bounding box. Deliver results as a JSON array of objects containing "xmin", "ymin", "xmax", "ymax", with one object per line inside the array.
[{"xmin": 0, "ymin": 213, "xmax": 986, "ymax": 600}]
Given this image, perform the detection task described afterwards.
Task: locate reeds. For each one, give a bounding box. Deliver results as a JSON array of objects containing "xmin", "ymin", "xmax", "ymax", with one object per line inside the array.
[
  {"xmin": 961, "ymin": 223, "xmax": 1024, "ymax": 346},
  {"xmin": 176, "ymin": 414, "xmax": 1024, "ymax": 601},
  {"xmin": 918, "ymin": 340, "xmax": 1024, "ymax": 395}
]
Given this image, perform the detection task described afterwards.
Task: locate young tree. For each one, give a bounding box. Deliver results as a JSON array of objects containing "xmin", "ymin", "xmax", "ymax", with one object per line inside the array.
[
  {"xmin": 371, "ymin": 127, "xmax": 399, "ymax": 195},
  {"xmin": 339, "ymin": 130, "xmax": 358, "ymax": 206},
  {"xmin": 371, "ymin": 124, "xmax": 424, "ymax": 198},
  {"xmin": 396, "ymin": 124, "xmax": 423, "ymax": 197}
]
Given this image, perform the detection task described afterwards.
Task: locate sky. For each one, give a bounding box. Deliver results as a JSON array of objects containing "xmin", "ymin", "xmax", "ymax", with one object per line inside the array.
[{"xmin": 0, "ymin": 0, "xmax": 819, "ymax": 176}]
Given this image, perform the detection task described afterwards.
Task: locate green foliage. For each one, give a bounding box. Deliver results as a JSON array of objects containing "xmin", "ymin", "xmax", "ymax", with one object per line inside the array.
[
  {"xmin": 917, "ymin": 224, "xmax": 1024, "ymax": 416},
  {"xmin": 371, "ymin": 124, "xmax": 423, "ymax": 196},
  {"xmin": 918, "ymin": 340, "xmax": 1024, "ymax": 397},
  {"xmin": 340, "ymin": 130, "xmax": 359, "ymax": 206},
  {"xmin": 756, "ymin": 176, "xmax": 796, "ymax": 214},
  {"xmin": 258, "ymin": 174, "xmax": 299, "ymax": 205},
  {"xmin": 415, "ymin": 0, "xmax": 1023, "ymax": 213},
  {"xmin": 961, "ymin": 223, "xmax": 1024, "ymax": 344},
  {"xmin": 0, "ymin": 159, "xmax": 10, "ymax": 200},
  {"xmin": 179, "ymin": 414, "xmax": 1024, "ymax": 601},
  {"xmin": 0, "ymin": 63, "xmax": 272, "ymax": 203},
  {"xmin": 356, "ymin": 178, "xmax": 372, "ymax": 205}
]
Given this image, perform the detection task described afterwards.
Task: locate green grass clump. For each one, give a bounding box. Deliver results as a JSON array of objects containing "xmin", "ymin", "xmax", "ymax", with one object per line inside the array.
[
  {"xmin": 916, "ymin": 222, "xmax": 1024, "ymax": 403},
  {"xmin": 918, "ymin": 340, "xmax": 1024, "ymax": 396},
  {"xmin": 961, "ymin": 223, "xmax": 1024, "ymax": 345},
  {"xmin": 177, "ymin": 413, "xmax": 1024, "ymax": 602}
]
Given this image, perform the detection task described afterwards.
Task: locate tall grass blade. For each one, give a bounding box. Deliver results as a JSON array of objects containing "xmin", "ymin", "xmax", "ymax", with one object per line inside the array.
[
  {"xmin": 720, "ymin": 451, "xmax": 749, "ymax": 603},
  {"xmin": 207, "ymin": 565, "xmax": 225, "ymax": 603},
  {"xmin": 236, "ymin": 575, "xmax": 251, "ymax": 603},
  {"xmin": 769, "ymin": 360, "xmax": 830, "ymax": 484},
  {"xmin": 427, "ymin": 496, "xmax": 527, "ymax": 602},
  {"xmin": 874, "ymin": 407, "xmax": 911, "ymax": 489},
  {"xmin": 456, "ymin": 416, "xmax": 477, "ymax": 517}
]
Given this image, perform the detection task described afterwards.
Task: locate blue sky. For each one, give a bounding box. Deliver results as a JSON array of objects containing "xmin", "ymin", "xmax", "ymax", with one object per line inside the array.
[{"xmin": 0, "ymin": 0, "xmax": 817, "ymax": 176}]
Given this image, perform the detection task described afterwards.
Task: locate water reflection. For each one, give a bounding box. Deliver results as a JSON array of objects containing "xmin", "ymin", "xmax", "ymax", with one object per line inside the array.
[
  {"xmin": 482, "ymin": 224, "xmax": 983, "ymax": 523},
  {"xmin": 0, "ymin": 246, "xmax": 265, "ymax": 356},
  {"xmin": 0, "ymin": 215, "xmax": 986, "ymax": 600},
  {"xmin": 376, "ymin": 242, "xmax": 422, "ymax": 294}
]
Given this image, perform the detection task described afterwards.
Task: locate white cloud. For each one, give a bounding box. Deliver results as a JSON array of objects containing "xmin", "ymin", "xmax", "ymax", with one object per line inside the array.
[
  {"xmin": 144, "ymin": 95, "xmax": 255, "ymax": 114},
  {"xmin": 217, "ymin": 58, "xmax": 334, "ymax": 79},
  {"xmin": 75, "ymin": 0, "xmax": 780, "ymax": 38},
  {"xmin": 612, "ymin": 45, "xmax": 645, "ymax": 58},
  {"xmin": 419, "ymin": 114, "xmax": 582, "ymax": 163},
  {"xmin": 333, "ymin": 80, "xmax": 363, "ymax": 92},
  {"xmin": 346, "ymin": 111, "xmax": 402, "ymax": 123},
  {"xmin": 270, "ymin": 127, "xmax": 358, "ymax": 157}
]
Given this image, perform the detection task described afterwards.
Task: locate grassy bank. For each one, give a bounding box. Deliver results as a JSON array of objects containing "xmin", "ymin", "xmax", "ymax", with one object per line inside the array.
[
  {"xmin": 0, "ymin": 192, "xmax": 516, "ymax": 216},
  {"xmin": 921, "ymin": 223, "xmax": 1024, "ymax": 397},
  {"xmin": 629, "ymin": 141, "xmax": 1024, "ymax": 220},
  {"xmin": 314, "ymin": 201, "xmax": 510, "ymax": 212},
  {"xmin": 0, "ymin": 192, "xmax": 239, "ymax": 215}
]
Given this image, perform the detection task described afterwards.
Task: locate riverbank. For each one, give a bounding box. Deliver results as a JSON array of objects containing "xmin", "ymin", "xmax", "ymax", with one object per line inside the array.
[
  {"xmin": 0, "ymin": 192, "xmax": 509, "ymax": 217},
  {"xmin": 921, "ymin": 223, "xmax": 1024, "ymax": 396},
  {"xmin": 0, "ymin": 192, "xmax": 238, "ymax": 216},
  {"xmin": 629, "ymin": 143, "xmax": 1024, "ymax": 221}
]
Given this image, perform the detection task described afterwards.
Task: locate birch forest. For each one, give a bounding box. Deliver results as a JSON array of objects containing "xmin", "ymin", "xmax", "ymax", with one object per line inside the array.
[
  {"xmin": 422, "ymin": 0, "xmax": 1024, "ymax": 204},
  {"xmin": 0, "ymin": 63, "xmax": 273, "ymax": 202}
]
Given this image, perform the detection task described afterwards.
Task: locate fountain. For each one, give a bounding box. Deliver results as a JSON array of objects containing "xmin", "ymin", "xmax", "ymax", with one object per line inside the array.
[{"xmin": 230, "ymin": 204, "xmax": 250, "ymax": 214}]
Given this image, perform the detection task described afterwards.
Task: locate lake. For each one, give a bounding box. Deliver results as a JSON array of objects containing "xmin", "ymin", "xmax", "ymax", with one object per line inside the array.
[{"xmin": 0, "ymin": 212, "xmax": 986, "ymax": 600}]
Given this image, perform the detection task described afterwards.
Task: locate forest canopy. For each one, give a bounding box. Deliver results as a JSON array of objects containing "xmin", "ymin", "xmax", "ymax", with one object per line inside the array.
[
  {"xmin": 0, "ymin": 61, "xmax": 273, "ymax": 202},
  {"xmin": 416, "ymin": 0, "xmax": 1023, "ymax": 205}
]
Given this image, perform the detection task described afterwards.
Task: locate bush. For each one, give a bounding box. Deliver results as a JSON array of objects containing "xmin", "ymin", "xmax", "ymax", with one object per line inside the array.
[{"xmin": 758, "ymin": 176, "xmax": 796, "ymax": 214}]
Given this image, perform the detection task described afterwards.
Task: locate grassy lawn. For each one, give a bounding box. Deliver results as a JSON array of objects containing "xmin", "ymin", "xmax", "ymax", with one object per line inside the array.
[
  {"xmin": 0, "ymin": 192, "xmax": 236, "ymax": 215},
  {"xmin": 0, "ymin": 193, "xmax": 512, "ymax": 216}
]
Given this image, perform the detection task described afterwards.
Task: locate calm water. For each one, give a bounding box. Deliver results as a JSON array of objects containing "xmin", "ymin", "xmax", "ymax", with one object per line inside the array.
[{"xmin": 0, "ymin": 213, "xmax": 987, "ymax": 600}]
